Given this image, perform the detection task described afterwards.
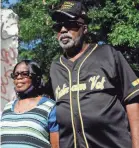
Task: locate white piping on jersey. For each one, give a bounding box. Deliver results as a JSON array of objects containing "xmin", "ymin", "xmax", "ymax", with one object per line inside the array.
[
  {"xmin": 60, "ymin": 57, "xmax": 77, "ymax": 148},
  {"xmin": 60, "ymin": 44, "xmax": 98, "ymax": 148},
  {"xmin": 124, "ymin": 89, "xmax": 139, "ymax": 101}
]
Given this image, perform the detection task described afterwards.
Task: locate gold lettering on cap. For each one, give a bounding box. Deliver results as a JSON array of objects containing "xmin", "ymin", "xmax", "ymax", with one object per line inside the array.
[{"xmin": 60, "ymin": 1, "xmax": 75, "ymax": 10}]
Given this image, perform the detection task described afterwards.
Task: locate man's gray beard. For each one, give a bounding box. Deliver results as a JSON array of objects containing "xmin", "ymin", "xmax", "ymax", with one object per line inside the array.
[
  {"xmin": 59, "ymin": 38, "xmax": 74, "ymax": 50},
  {"xmin": 58, "ymin": 33, "xmax": 83, "ymax": 51}
]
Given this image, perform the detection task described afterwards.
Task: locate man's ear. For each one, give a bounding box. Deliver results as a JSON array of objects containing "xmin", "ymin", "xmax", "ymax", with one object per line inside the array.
[{"xmin": 83, "ymin": 25, "xmax": 88, "ymax": 34}]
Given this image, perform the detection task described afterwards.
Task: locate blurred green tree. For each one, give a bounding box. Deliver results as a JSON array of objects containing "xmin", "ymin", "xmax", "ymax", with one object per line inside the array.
[
  {"xmin": 87, "ymin": 0, "xmax": 139, "ymax": 74},
  {"xmin": 2, "ymin": 0, "xmax": 139, "ymax": 77}
]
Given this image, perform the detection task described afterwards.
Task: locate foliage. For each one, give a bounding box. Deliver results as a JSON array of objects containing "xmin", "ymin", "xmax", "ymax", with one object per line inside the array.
[
  {"xmin": 87, "ymin": 0, "xmax": 139, "ymax": 73},
  {"xmin": 8, "ymin": 0, "xmax": 61, "ymax": 78},
  {"xmin": 2, "ymin": 0, "xmax": 139, "ymax": 77}
]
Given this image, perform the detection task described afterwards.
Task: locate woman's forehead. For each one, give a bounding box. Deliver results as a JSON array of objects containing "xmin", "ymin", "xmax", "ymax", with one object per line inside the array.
[{"xmin": 15, "ymin": 62, "xmax": 28, "ymax": 72}]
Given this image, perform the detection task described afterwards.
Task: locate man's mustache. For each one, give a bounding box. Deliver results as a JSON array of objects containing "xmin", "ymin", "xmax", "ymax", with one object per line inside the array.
[{"xmin": 59, "ymin": 33, "xmax": 72, "ymax": 41}]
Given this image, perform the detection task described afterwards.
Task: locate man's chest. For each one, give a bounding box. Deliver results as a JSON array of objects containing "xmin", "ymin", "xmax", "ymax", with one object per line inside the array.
[{"xmin": 51, "ymin": 59, "xmax": 117, "ymax": 101}]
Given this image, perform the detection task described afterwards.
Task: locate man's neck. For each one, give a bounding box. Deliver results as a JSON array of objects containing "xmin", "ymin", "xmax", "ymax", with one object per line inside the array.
[{"xmin": 65, "ymin": 43, "xmax": 89, "ymax": 62}]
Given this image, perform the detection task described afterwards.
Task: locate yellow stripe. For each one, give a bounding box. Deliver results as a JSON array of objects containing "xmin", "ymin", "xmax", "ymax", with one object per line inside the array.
[
  {"xmin": 132, "ymin": 78, "xmax": 139, "ymax": 87},
  {"xmin": 124, "ymin": 89, "xmax": 139, "ymax": 101},
  {"xmin": 60, "ymin": 57, "xmax": 77, "ymax": 148},
  {"xmin": 77, "ymin": 44, "xmax": 98, "ymax": 148}
]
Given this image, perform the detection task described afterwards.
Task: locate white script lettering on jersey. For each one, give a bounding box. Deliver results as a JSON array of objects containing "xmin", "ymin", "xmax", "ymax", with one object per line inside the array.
[
  {"xmin": 55, "ymin": 75, "xmax": 106, "ymax": 100},
  {"xmin": 89, "ymin": 75, "xmax": 106, "ymax": 90}
]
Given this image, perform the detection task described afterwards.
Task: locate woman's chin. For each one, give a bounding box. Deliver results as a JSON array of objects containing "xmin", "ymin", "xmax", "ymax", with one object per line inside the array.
[{"xmin": 15, "ymin": 87, "xmax": 26, "ymax": 93}]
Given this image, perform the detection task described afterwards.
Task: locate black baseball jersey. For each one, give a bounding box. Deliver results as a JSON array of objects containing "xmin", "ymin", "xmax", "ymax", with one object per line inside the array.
[{"xmin": 50, "ymin": 44, "xmax": 139, "ymax": 148}]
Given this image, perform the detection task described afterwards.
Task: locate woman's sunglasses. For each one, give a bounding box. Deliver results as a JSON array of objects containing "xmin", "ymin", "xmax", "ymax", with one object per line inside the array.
[
  {"xmin": 11, "ymin": 71, "xmax": 32, "ymax": 79},
  {"xmin": 52, "ymin": 20, "xmax": 84, "ymax": 32}
]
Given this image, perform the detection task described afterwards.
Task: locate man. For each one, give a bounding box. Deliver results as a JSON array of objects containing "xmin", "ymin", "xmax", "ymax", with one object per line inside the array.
[{"xmin": 48, "ymin": 1, "xmax": 139, "ymax": 148}]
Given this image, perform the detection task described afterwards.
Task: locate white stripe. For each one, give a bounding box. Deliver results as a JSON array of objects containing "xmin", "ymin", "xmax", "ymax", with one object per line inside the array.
[
  {"xmin": 4, "ymin": 101, "xmax": 14, "ymax": 110},
  {"xmin": 1, "ymin": 144, "xmax": 37, "ymax": 148},
  {"xmin": 124, "ymin": 89, "xmax": 139, "ymax": 101},
  {"xmin": 57, "ymin": 10, "xmax": 75, "ymax": 18},
  {"xmin": 1, "ymin": 121, "xmax": 48, "ymax": 136},
  {"xmin": 44, "ymin": 101, "xmax": 55, "ymax": 107},
  {"xmin": 37, "ymin": 104, "xmax": 52, "ymax": 112},
  {"xmin": 1, "ymin": 128, "xmax": 49, "ymax": 143}
]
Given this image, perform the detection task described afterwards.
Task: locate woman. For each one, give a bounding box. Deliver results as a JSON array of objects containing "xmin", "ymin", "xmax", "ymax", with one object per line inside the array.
[{"xmin": 1, "ymin": 60, "xmax": 59, "ymax": 148}]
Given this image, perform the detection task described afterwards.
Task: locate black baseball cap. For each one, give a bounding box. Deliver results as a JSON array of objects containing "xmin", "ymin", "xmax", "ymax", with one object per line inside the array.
[{"xmin": 51, "ymin": 1, "xmax": 90, "ymax": 23}]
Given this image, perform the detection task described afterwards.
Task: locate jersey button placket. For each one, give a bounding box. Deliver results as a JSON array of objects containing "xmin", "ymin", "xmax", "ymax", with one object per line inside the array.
[
  {"xmin": 74, "ymin": 112, "xmax": 78, "ymax": 116},
  {"xmin": 77, "ymin": 129, "xmax": 81, "ymax": 135},
  {"xmin": 72, "ymin": 79, "xmax": 76, "ymax": 100},
  {"xmin": 72, "ymin": 93, "xmax": 76, "ymax": 100},
  {"xmin": 73, "ymin": 79, "xmax": 76, "ymax": 83},
  {"xmin": 72, "ymin": 70, "xmax": 77, "ymax": 99}
]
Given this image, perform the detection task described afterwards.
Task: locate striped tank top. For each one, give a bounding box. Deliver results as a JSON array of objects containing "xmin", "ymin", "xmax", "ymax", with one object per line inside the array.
[{"xmin": 1, "ymin": 97, "xmax": 55, "ymax": 148}]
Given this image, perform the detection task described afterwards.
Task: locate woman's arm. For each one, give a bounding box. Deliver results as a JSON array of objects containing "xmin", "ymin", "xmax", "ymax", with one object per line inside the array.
[
  {"xmin": 48, "ymin": 105, "xmax": 59, "ymax": 148},
  {"xmin": 126, "ymin": 103, "xmax": 139, "ymax": 148},
  {"xmin": 50, "ymin": 132, "xmax": 59, "ymax": 148}
]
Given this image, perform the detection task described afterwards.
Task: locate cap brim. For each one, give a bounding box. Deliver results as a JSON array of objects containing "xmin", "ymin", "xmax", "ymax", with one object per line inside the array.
[
  {"xmin": 52, "ymin": 10, "xmax": 76, "ymax": 21},
  {"xmin": 52, "ymin": 10, "xmax": 91, "ymax": 24}
]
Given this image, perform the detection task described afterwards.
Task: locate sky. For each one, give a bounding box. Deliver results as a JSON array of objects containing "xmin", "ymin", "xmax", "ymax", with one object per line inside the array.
[
  {"xmin": 9, "ymin": 0, "xmax": 18, "ymax": 4},
  {"xmin": 3, "ymin": 0, "xmax": 18, "ymax": 7}
]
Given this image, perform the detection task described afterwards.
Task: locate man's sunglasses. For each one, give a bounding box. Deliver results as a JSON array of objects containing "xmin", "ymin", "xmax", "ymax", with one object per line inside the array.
[
  {"xmin": 11, "ymin": 71, "xmax": 32, "ymax": 79},
  {"xmin": 52, "ymin": 20, "xmax": 84, "ymax": 32}
]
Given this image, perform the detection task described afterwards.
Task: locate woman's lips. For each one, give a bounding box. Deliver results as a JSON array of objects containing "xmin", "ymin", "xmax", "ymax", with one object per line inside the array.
[{"xmin": 16, "ymin": 83, "xmax": 24, "ymax": 87}]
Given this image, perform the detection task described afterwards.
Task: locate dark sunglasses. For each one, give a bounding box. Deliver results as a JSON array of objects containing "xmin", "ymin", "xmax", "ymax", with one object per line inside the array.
[
  {"xmin": 11, "ymin": 71, "xmax": 32, "ymax": 79},
  {"xmin": 52, "ymin": 20, "xmax": 84, "ymax": 32}
]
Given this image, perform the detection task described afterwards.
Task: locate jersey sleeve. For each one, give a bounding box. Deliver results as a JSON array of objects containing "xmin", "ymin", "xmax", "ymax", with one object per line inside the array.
[
  {"xmin": 114, "ymin": 49, "xmax": 139, "ymax": 104},
  {"xmin": 48, "ymin": 106, "xmax": 59, "ymax": 132}
]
